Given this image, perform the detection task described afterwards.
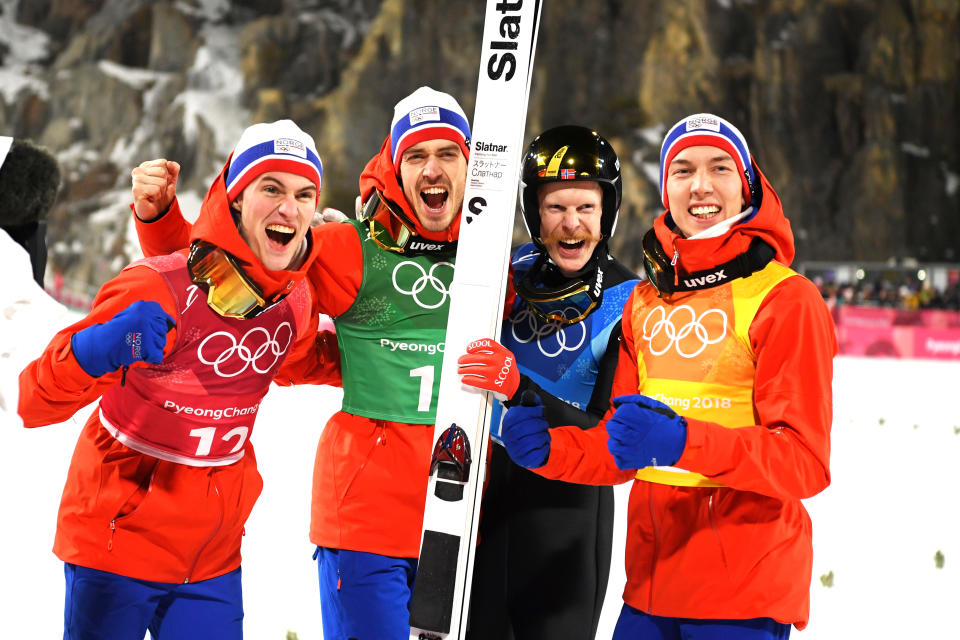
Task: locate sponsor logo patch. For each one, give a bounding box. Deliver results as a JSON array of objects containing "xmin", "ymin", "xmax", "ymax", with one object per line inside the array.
[
  {"xmin": 685, "ymin": 115, "xmax": 721, "ymax": 132},
  {"xmin": 409, "ymin": 106, "xmax": 441, "ymax": 125},
  {"xmin": 274, "ymin": 138, "xmax": 307, "ymax": 157}
]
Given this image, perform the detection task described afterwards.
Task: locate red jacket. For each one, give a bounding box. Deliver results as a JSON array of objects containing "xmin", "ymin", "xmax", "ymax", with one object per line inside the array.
[
  {"xmin": 135, "ymin": 139, "xmax": 469, "ymax": 558},
  {"xmin": 533, "ymin": 163, "xmax": 836, "ymax": 629},
  {"xmin": 19, "ymin": 165, "xmax": 340, "ymax": 582}
]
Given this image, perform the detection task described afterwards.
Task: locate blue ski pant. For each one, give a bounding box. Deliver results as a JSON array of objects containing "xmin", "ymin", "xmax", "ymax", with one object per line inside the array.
[
  {"xmin": 612, "ymin": 603, "xmax": 791, "ymax": 639},
  {"xmin": 315, "ymin": 546, "xmax": 418, "ymax": 640},
  {"xmin": 63, "ymin": 563, "xmax": 243, "ymax": 640}
]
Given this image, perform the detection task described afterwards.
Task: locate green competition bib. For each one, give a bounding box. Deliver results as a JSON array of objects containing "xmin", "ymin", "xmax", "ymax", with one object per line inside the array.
[{"xmin": 335, "ymin": 220, "xmax": 455, "ymax": 423}]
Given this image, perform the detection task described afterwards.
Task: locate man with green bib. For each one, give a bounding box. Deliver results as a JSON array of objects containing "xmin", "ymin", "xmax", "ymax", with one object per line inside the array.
[{"xmin": 133, "ymin": 87, "xmax": 472, "ymax": 639}]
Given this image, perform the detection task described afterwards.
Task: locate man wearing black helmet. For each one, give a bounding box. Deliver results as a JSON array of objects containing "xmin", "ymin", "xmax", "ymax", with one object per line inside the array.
[{"xmin": 457, "ymin": 126, "xmax": 639, "ymax": 639}]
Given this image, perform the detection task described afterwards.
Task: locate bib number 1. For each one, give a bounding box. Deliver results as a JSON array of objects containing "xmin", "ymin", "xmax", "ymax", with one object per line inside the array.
[{"xmin": 410, "ymin": 365, "xmax": 435, "ymax": 412}]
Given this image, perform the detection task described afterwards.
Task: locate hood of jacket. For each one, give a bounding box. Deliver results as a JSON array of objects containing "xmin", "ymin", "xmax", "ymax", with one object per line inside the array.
[
  {"xmin": 189, "ymin": 160, "xmax": 323, "ymax": 302},
  {"xmin": 358, "ymin": 136, "xmax": 462, "ymax": 243},
  {"xmin": 653, "ymin": 159, "xmax": 794, "ymax": 274}
]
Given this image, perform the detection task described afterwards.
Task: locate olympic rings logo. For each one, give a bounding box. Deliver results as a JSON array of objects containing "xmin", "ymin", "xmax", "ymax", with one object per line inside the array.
[
  {"xmin": 198, "ymin": 322, "xmax": 294, "ymax": 377},
  {"xmin": 641, "ymin": 305, "xmax": 727, "ymax": 358},
  {"xmin": 392, "ymin": 260, "xmax": 454, "ymax": 309},
  {"xmin": 509, "ymin": 307, "xmax": 587, "ymax": 358}
]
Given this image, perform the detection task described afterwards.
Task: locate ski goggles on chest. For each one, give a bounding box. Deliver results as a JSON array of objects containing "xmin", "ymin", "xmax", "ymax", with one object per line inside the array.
[
  {"xmin": 515, "ymin": 262, "xmax": 602, "ymax": 325},
  {"xmin": 363, "ymin": 190, "xmax": 457, "ymax": 256},
  {"xmin": 641, "ymin": 228, "xmax": 777, "ymax": 297},
  {"xmin": 361, "ymin": 190, "xmax": 414, "ymax": 254},
  {"xmin": 368, "ymin": 217, "xmax": 413, "ymax": 253},
  {"xmin": 187, "ymin": 241, "xmax": 268, "ymax": 319},
  {"xmin": 641, "ymin": 229, "xmax": 678, "ymax": 296}
]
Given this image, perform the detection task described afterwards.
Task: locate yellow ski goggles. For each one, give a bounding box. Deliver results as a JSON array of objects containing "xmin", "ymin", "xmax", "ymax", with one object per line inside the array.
[{"xmin": 187, "ymin": 241, "xmax": 268, "ymax": 319}]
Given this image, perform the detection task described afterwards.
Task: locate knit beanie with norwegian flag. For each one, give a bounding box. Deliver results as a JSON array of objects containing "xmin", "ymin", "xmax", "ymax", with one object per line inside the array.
[
  {"xmin": 225, "ymin": 120, "xmax": 323, "ymax": 205},
  {"xmin": 389, "ymin": 86, "xmax": 471, "ymax": 171},
  {"xmin": 658, "ymin": 113, "xmax": 756, "ymax": 211}
]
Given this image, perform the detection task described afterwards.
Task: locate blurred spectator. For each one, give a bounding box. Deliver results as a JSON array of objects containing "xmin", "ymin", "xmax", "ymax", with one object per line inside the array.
[
  {"xmin": 814, "ymin": 274, "xmax": 959, "ymax": 311},
  {"xmin": 0, "ymin": 137, "xmax": 62, "ymax": 287}
]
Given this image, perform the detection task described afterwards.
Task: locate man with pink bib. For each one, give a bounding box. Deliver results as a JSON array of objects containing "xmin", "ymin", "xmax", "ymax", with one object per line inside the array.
[{"xmin": 18, "ymin": 120, "xmax": 340, "ymax": 639}]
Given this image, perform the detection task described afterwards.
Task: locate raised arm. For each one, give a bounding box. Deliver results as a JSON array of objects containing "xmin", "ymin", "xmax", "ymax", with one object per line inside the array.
[{"xmin": 131, "ymin": 159, "xmax": 192, "ymax": 257}]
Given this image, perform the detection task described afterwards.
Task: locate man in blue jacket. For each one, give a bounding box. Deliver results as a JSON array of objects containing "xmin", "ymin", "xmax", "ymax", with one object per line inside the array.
[{"xmin": 459, "ymin": 126, "xmax": 639, "ymax": 639}]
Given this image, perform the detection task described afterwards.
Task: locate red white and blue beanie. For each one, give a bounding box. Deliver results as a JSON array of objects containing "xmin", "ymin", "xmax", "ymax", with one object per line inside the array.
[
  {"xmin": 225, "ymin": 119, "xmax": 323, "ymax": 203},
  {"xmin": 390, "ymin": 86, "xmax": 471, "ymax": 170},
  {"xmin": 659, "ymin": 113, "xmax": 755, "ymax": 210}
]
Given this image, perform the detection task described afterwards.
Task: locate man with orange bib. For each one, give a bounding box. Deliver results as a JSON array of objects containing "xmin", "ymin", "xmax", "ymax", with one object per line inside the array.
[{"xmin": 498, "ymin": 113, "xmax": 837, "ymax": 639}]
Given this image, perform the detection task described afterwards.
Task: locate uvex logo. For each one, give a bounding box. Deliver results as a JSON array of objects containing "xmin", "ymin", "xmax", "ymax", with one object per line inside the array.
[
  {"xmin": 409, "ymin": 241, "xmax": 445, "ymax": 251},
  {"xmin": 593, "ymin": 266, "xmax": 604, "ymax": 297},
  {"xmin": 682, "ymin": 269, "xmax": 727, "ymax": 288}
]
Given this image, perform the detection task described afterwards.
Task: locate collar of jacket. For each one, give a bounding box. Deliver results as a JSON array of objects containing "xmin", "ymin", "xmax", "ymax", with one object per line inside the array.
[
  {"xmin": 358, "ymin": 136, "xmax": 462, "ymax": 243},
  {"xmin": 189, "ymin": 160, "xmax": 322, "ymax": 302},
  {"xmin": 653, "ymin": 160, "xmax": 795, "ymax": 275}
]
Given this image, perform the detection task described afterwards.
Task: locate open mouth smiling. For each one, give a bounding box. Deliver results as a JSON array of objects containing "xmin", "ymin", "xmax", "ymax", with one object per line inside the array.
[
  {"xmin": 265, "ymin": 223, "xmax": 296, "ymax": 246},
  {"xmin": 558, "ymin": 238, "xmax": 586, "ymax": 252},
  {"xmin": 690, "ymin": 205, "xmax": 721, "ymax": 219},
  {"xmin": 421, "ymin": 186, "xmax": 449, "ymax": 211}
]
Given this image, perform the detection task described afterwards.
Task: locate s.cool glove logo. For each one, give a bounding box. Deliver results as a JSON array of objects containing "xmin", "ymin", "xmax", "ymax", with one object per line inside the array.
[
  {"xmin": 641, "ymin": 305, "xmax": 727, "ymax": 358},
  {"xmin": 509, "ymin": 307, "xmax": 586, "ymax": 358},
  {"xmin": 392, "ymin": 260, "xmax": 454, "ymax": 309},
  {"xmin": 198, "ymin": 322, "xmax": 293, "ymax": 377}
]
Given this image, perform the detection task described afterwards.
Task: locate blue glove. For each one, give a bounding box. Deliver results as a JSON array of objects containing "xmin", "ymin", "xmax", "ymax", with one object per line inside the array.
[
  {"xmin": 606, "ymin": 394, "xmax": 688, "ymax": 471},
  {"xmin": 71, "ymin": 300, "xmax": 174, "ymax": 377},
  {"xmin": 500, "ymin": 391, "xmax": 551, "ymax": 469}
]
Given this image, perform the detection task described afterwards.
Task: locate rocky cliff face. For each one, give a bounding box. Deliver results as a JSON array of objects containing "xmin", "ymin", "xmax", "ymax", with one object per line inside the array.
[{"xmin": 1, "ymin": 0, "xmax": 957, "ymax": 295}]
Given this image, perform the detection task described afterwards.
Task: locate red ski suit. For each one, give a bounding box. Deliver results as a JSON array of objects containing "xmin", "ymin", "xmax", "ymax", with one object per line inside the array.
[
  {"xmin": 531, "ymin": 163, "xmax": 836, "ymax": 629},
  {"xmin": 19, "ymin": 165, "xmax": 340, "ymax": 583},
  {"xmin": 135, "ymin": 138, "xmax": 474, "ymax": 559}
]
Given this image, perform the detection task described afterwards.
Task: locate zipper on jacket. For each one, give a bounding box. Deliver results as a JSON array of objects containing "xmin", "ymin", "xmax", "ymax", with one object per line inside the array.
[
  {"xmin": 183, "ymin": 472, "xmax": 224, "ymax": 584},
  {"xmin": 647, "ymin": 483, "xmax": 661, "ymax": 609},
  {"xmin": 707, "ymin": 491, "xmax": 729, "ymax": 568},
  {"xmin": 671, "ymin": 240, "xmax": 680, "ymax": 289},
  {"xmin": 106, "ymin": 461, "xmax": 159, "ymax": 552},
  {"xmin": 335, "ymin": 420, "xmax": 386, "ymax": 548},
  {"xmin": 120, "ymin": 365, "xmax": 129, "ymax": 386}
]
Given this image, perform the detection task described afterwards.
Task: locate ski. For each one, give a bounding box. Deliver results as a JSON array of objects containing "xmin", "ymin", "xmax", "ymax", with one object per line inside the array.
[{"xmin": 408, "ymin": 1, "xmax": 543, "ymax": 638}]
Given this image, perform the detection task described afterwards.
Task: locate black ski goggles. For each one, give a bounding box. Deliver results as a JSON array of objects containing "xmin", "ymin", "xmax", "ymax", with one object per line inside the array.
[
  {"xmin": 641, "ymin": 229, "xmax": 677, "ymax": 296},
  {"xmin": 641, "ymin": 228, "xmax": 777, "ymax": 297},
  {"xmin": 188, "ymin": 241, "xmax": 268, "ymax": 320},
  {"xmin": 515, "ymin": 276, "xmax": 599, "ymax": 325}
]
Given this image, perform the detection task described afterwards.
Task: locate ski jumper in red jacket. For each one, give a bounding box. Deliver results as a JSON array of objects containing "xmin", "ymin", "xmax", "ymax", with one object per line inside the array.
[
  {"xmin": 19, "ymin": 128, "xmax": 340, "ymax": 640},
  {"xmin": 522, "ymin": 153, "xmax": 836, "ymax": 632},
  {"xmin": 133, "ymin": 88, "xmax": 484, "ymax": 639}
]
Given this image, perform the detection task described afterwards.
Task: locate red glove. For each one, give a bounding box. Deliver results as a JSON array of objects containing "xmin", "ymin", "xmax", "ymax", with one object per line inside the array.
[{"xmin": 457, "ymin": 338, "xmax": 520, "ymax": 401}]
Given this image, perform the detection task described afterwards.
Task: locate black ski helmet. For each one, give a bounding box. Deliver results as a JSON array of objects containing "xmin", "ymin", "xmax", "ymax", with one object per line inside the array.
[{"xmin": 519, "ymin": 125, "xmax": 622, "ymax": 248}]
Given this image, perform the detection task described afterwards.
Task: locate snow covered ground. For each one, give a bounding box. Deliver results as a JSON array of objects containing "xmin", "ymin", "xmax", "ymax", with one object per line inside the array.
[{"xmin": 2, "ymin": 232, "xmax": 958, "ymax": 638}]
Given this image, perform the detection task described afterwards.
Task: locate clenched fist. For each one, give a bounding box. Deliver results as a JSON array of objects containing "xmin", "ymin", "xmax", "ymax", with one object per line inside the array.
[{"xmin": 132, "ymin": 159, "xmax": 180, "ymax": 222}]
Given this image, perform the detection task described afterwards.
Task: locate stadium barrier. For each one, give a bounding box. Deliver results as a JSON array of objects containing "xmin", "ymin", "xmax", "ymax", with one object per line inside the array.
[{"xmin": 834, "ymin": 306, "xmax": 960, "ymax": 359}]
